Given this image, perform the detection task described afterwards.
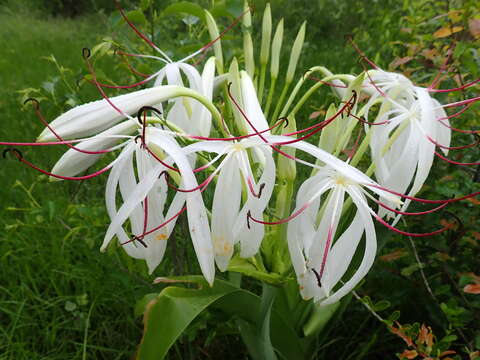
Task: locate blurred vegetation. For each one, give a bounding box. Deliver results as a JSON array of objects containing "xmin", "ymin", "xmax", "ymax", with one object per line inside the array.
[{"xmin": 0, "ymin": 0, "xmax": 479, "ymax": 359}]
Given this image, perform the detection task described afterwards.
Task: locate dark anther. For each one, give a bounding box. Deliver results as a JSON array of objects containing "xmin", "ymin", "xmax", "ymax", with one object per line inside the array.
[
  {"xmin": 158, "ymin": 170, "xmax": 169, "ymax": 180},
  {"xmin": 343, "ymin": 33, "xmax": 354, "ymax": 42},
  {"xmin": 82, "ymin": 47, "xmax": 91, "ymax": 59},
  {"xmin": 2, "ymin": 148, "xmax": 23, "ymax": 161},
  {"xmin": 246, "ymin": 210, "xmax": 252, "ymax": 229},
  {"xmin": 134, "ymin": 135, "xmax": 143, "ymax": 144},
  {"xmin": 227, "ymin": 82, "xmax": 233, "ymax": 92},
  {"xmin": 257, "ymin": 183, "xmax": 266, "ymax": 198},
  {"xmin": 132, "ymin": 236, "xmax": 148, "ymax": 248},
  {"xmin": 137, "ymin": 105, "xmax": 162, "ymax": 124},
  {"xmin": 24, "ymin": 97, "xmax": 40, "ymax": 109},
  {"xmin": 311, "ymin": 268, "xmax": 322, "ymax": 287},
  {"xmin": 278, "ymin": 117, "xmax": 289, "ymax": 128}
]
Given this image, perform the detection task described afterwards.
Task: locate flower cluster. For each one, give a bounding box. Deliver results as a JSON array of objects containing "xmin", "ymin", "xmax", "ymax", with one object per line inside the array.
[{"xmin": 3, "ymin": 2, "xmax": 479, "ymax": 306}]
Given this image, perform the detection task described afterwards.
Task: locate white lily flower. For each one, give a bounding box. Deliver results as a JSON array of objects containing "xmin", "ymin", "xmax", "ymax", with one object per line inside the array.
[
  {"xmin": 363, "ymin": 70, "xmax": 451, "ymax": 219},
  {"xmin": 181, "ymin": 137, "xmax": 276, "ymax": 271},
  {"xmin": 240, "ymin": 136, "xmax": 400, "ymax": 305},
  {"xmin": 101, "ymin": 128, "xmax": 215, "ymax": 284},
  {"xmin": 287, "ymin": 166, "xmax": 379, "ymax": 306}
]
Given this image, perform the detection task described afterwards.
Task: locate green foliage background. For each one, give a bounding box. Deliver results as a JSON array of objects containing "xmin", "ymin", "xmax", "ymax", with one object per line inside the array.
[{"xmin": 0, "ymin": 0, "xmax": 479, "ymax": 359}]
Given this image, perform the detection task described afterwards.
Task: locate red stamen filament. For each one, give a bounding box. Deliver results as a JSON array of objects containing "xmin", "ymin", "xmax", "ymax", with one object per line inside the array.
[
  {"xmin": 247, "ymin": 203, "xmax": 309, "ymax": 226},
  {"xmin": 14, "ymin": 153, "xmax": 111, "ymax": 180},
  {"xmin": 374, "ymin": 214, "xmax": 451, "ymax": 237},
  {"xmin": 429, "ymin": 78, "xmax": 480, "ymax": 93},
  {"xmin": 83, "ymin": 49, "xmax": 133, "ymax": 119},
  {"xmin": 434, "ymin": 150, "xmax": 480, "ymax": 166},
  {"xmin": 427, "ymin": 134, "xmax": 480, "ymax": 151},
  {"xmin": 437, "ymin": 118, "xmax": 480, "ymax": 134},
  {"xmin": 374, "ymin": 199, "xmax": 448, "ymax": 216},
  {"xmin": 114, "ymin": 1, "xmax": 167, "ymax": 58},
  {"xmin": 122, "ymin": 205, "xmax": 187, "ymax": 244},
  {"xmin": 367, "ymin": 183, "xmax": 480, "ymax": 205},
  {"xmin": 318, "ymin": 226, "xmax": 334, "ymax": 281}
]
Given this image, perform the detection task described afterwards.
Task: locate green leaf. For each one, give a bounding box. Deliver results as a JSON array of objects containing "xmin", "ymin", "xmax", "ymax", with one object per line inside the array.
[
  {"xmin": 123, "ymin": 9, "xmax": 147, "ymax": 25},
  {"xmin": 257, "ymin": 284, "xmax": 278, "ymax": 360},
  {"xmin": 136, "ymin": 276, "xmax": 306, "ymax": 360},
  {"xmin": 161, "ymin": 2, "xmax": 206, "ymax": 22},
  {"xmin": 136, "ymin": 276, "xmax": 237, "ymax": 360},
  {"xmin": 134, "ymin": 293, "xmax": 157, "ymax": 317},
  {"xmin": 373, "ymin": 300, "xmax": 391, "ymax": 312},
  {"xmin": 213, "ymin": 289, "xmax": 306, "ymax": 359}
]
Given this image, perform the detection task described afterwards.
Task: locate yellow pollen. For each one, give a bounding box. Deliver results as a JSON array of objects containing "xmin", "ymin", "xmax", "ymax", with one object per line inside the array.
[
  {"xmin": 213, "ymin": 236, "xmax": 233, "ymax": 256},
  {"xmin": 232, "ymin": 143, "xmax": 243, "ymax": 152},
  {"xmin": 155, "ymin": 233, "xmax": 168, "ymax": 241},
  {"xmin": 334, "ymin": 176, "xmax": 347, "ymax": 186}
]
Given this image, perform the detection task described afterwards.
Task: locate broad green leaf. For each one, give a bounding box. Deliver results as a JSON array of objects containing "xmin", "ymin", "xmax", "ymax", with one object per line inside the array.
[
  {"xmin": 136, "ymin": 276, "xmax": 306, "ymax": 360},
  {"xmin": 161, "ymin": 2, "xmax": 206, "ymax": 23},
  {"xmin": 214, "ymin": 290, "xmax": 306, "ymax": 359},
  {"xmin": 136, "ymin": 276, "xmax": 238, "ymax": 360}
]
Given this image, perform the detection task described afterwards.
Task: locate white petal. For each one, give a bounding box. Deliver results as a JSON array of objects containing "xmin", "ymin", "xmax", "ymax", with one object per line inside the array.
[
  {"xmin": 240, "ymin": 71, "xmax": 270, "ymax": 135},
  {"xmin": 148, "ymin": 129, "xmax": 215, "ymax": 285},
  {"xmin": 51, "ymin": 120, "xmax": 137, "ymax": 178},
  {"xmin": 211, "ymin": 155, "xmax": 241, "ymax": 271},
  {"xmin": 101, "ymin": 160, "xmax": 164, "ymax": 252},
  {"xmin": 37, "ymin": 86, "xmax": 196, "ymax": 142},
  {"xmin": 104, "ymin": 143, "xmax": 143, "ymax": 258},
  {"xmin": 320, "ymin": 187, "xmax": 376, "ymax": 305}
]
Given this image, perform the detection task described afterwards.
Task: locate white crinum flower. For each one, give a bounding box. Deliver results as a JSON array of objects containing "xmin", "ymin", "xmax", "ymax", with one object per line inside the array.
[
  {"xmin": 362, "ymin": 70, "xmax": 451, "ymax": 219},
  {"xmin": 181, "ymin": 137, "xmax": 276, "ymax": 271},
  {"xmin": 248, "ymin": 137, "xmax": 400, "ymax": 306},
  {"xmin": 101, "ymin": 128, "xmax": 215, "ymax": 284}
]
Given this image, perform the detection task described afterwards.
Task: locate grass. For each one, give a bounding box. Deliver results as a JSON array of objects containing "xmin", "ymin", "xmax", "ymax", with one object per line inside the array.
[{"xmin": 0, "ymin": 10, "xmax": 155, "ymax": 360}]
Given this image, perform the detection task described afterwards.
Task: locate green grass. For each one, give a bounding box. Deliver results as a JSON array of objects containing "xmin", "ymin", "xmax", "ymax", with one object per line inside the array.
[{"xmin": 0, "ymin": 10, "xmax": 154, "ymax": 360}]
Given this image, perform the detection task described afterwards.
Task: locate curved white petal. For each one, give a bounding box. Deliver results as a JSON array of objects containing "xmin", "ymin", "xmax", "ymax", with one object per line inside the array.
[
  {"xmin": 320, "ymin": 187, "xmax": 376, "ymax": 306},
  {"xmin": 211, "ymin": 155, "xmax": 241, "ymax": 271},
  {"xmin": 51, "ymin": 121, "xmax": 137, "ymax": 178},
  {"xmin": 38, "ymin": 85, "xmax": 197, "ymax": 142},
  {"xmin": 240, "ymin": 71, "xmax": 270, "ymax": 135},
  {"xmin": 148, "ymin": 129, "xmax": 215, "ymax": 285}
]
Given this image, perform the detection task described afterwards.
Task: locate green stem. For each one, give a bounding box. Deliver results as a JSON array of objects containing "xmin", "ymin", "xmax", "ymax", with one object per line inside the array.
[
  {"xmin": 270, "ymin": 82, "xmax": 290, "ymax": 123},
  {"xmin": 264, "ymin": 77, "xmax": 277, "ymax": 119},
  {"xmin": 258, "ymin": 63, "xmax": 267, "ymax": 105}
]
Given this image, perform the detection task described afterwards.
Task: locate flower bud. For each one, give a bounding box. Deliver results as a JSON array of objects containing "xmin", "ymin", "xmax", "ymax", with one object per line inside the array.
[
  {"xmin": 204, "ymin": 10, "xmax": 224, "ymax": 74},
  {"xmin": 286, "ymin": 21, "xmax": 306, "ymax": 84},
  {"xmin": 270, "ymin": 19, "xmax": 284, "ymax": 80},
  {"xmin": 260, "ymin": 3, "xmax": 272, "ymax": 66}
]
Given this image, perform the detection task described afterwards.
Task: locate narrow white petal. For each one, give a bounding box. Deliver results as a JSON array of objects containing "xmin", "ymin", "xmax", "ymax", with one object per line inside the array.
[
  {"xmin": 240, "ymin": 71, "xmax": 270, "ymax": 135},
  {"xmin": 51, "ymin": 121, "xmax": 136, "ymax": 178},
  {"xmin": 211, "ymin": 155, "xmax": 241, "ymax": 271},
  {"xmin": 148, "ymin": 129, "xmax": 215, "ymax": 285},
  {"xmin": 37, "ymin": 86, "xmax": 197, "ymax": 142},
  {"xmin": 320, "ymin": 187, "xmax": 376, "ymax": 305}
]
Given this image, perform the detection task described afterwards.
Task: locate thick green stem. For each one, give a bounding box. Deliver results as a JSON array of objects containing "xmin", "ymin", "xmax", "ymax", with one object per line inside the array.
[{"xmin": 264, "ymin": 77, "xmax": 277, "ymax": 118}]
